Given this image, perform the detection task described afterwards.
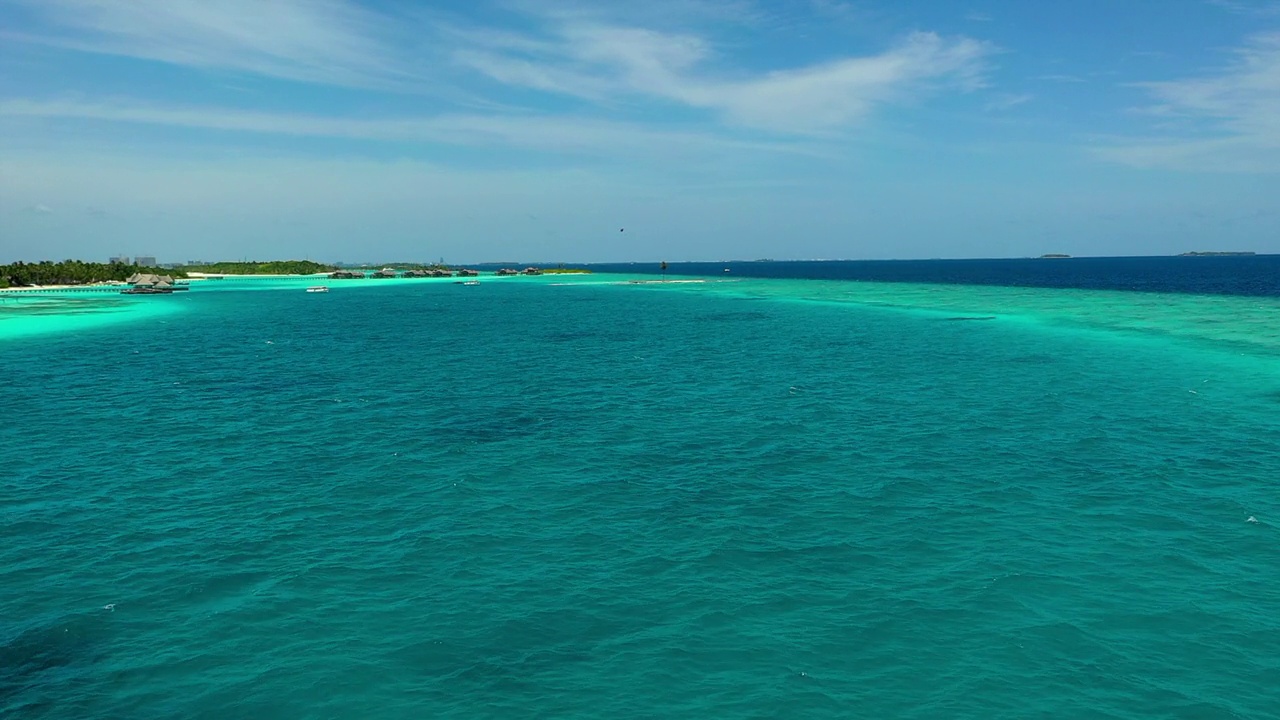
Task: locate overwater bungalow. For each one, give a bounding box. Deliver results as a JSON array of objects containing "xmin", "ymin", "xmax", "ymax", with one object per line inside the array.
[
  {"xmin": 329, "ymin": 270, "xmax": 365, "ymax": 279},
  {"xmin": 120, "ymin": 273, "xmax": 177, "ymax": 294},
  {"xmin": 121, "ymin": 274, "xmax": 175, "ymax": 294},
  {"xmin": 523, "ymin": 267, "xmax": 543, "ymax": 276},
  {"xmin": 401, "ymin": 269, "xmax": 430, "ymax": 278},
  {"xmin": 495, "ymin": 268, "xmax": 519, "ymax": 276},
  {"xmin": 428, "ymin": 268, "xmax": 453, "ymax": 278},
  {"xmin": 455, "ymin": 268, "xmax": 479, "ymax": 277},
  {"xmin": 126, "ymin": 272, "xmax": 170, "ymax": 285},
  {"xmin": 371, "ymin": 268, "xmax": 398, "ymax": 278}
]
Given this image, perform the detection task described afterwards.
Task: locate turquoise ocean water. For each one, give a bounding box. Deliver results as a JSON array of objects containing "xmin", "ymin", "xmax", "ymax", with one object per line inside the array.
[{"xmin": 2, "ymin": 273, "xmax": 1278, "ymax": 718}]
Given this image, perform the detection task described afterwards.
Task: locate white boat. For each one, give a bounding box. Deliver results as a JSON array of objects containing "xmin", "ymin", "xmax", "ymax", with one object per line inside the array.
[
  {"xmin": 463, "ymin": 280, "xmax": 480, "ymax": 286},
  {"xmin": 306, "ymin": 286, "xmax": 329, "ymax": 293}
]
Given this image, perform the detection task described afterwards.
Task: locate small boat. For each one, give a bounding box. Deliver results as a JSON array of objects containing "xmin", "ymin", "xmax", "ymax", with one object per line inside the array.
[
  {"xmin": 463, "ymin": 280, "xmax": 480, "ymax": 286},
  {"xmin": 306, "ymin": 286, "xmax": 329, "ymax": 293}
]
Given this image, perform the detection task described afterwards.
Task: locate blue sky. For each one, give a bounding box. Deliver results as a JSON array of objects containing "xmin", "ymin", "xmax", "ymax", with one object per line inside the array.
[{"xmin": 1, "ymin": 0, "xmax": 1278, "ymax": 263}]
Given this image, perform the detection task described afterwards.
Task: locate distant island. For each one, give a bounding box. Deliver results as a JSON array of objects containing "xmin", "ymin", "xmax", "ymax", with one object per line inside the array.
[
  {"xmin": 1178, "ymin": 251, "xmax": 1256, "ymax": 257},
  {"xmin": 1039, "ymin": 254, "xmax": 1072, "ymax": 259},
  {"xmin": 183, "ymin": 260, "xmax": 337, "ymax": 275}
]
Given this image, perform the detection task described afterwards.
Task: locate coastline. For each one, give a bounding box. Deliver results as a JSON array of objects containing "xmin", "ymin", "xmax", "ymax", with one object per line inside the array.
[
  {"xmin": 0, "ymin": 274, "xmax": 315, "ymax": 292},
  {"xmin": 0, "ymin": 282, "xmax": 126, "ymax": 293}
]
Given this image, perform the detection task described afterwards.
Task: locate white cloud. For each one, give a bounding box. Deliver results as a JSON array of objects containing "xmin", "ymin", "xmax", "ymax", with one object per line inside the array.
[
  {"xmin": 28, "ymin": 203, "xmax": 53, "ymax": 214},
  {"xmin": 0, "ymin": 98, "xmax": 812, "ymax": 160},
  {"xmin": 1095, "ymin": 33, "xmax": 1280, "ymax": 172},
  {"xmin": 984, "ymin": 93, "xmax": 1033, "ymax": 111},
  {"xmin": 2, "ymin": 0, "xmax": 421, "ymax": 89},
  {"xmin": 503, "ymin": 0, "xmax": 777, "ymax": 31},
  {"xmin": 457, "ymin": 24, "xmax": 992, "ymax": 133},
  {"xmin": 2, "ymin": 0, "xmax": 994, "ymax": 138},
  {"xmin": 1207, "ymin": 0, "xmax": 1280, "ymax": 17}
]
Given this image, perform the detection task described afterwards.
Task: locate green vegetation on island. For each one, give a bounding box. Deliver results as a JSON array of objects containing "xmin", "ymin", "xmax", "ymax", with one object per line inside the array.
[
  {"xmin": 0, "ymin": 259, "xmax": 592, "ymax": 288},
  {"xmin": 184, "ymin": 260, "xmax": 337, "ymax": 275},
  {"xmin": 336, "ymin": 262, "xmax": 450, "ymax": 270},
  {"xmin": 0, "ymin": 259, "xmax": 184, "ymax": 288}
]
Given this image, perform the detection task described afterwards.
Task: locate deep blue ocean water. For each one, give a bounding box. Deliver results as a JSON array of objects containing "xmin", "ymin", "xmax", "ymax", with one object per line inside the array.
[
  {"xmin": 3, "ymin": 262, "xmax": 1279, "ymax": 719},
  {"xmin": 588, "ymin": 255, "xmax": 1280, "ymax": 296}
]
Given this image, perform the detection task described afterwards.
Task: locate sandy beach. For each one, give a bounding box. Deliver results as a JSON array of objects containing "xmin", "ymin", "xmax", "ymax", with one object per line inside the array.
[{"xmin": 0, "ymin": 282, "xmax": 126, "ymax": 293}]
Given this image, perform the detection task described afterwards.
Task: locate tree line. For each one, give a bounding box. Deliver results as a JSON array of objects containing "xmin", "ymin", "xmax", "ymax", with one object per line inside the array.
[
  {"xmin": 182, "ymin": 261, "xmax": 337, "ymax": 275},
  {"xmin": 0, "ymin": 259, "xmax": 340, "ymax": 287},
  {"xmin": 0, "ymin": 260, "xmax": 182, "ymax": 288},
  {"xmin": 342, "ymin": 262, "xmax": 450, "ymax": 270}
]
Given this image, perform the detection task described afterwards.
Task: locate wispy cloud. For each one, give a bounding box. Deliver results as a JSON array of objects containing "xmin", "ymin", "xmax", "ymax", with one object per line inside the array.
[
  {"xmin": 1036, "ymin": 74, "xmax": 1087, "ymax": 83},
  {"xmin": 456, "ymin": 23, "xmax": 993, "ymax": 134},
  {"xmin": 504, "ymin": 0, "xmax": 778, "ymax": 29},
  {"xmin": 808, "ymin": 0, "xmax": 868, "ymax": 24},
  {"xmin": 2, "ymin": 0, "xmax": 422, "ymax": 89},
  {"xmin": 984, "ymin": 93, "xmax": 1032, "ymax": 111},
  {"xmin": 1095, "ymin": 32, "xmax": 1280, "ymax": 172},
  {"xmin": 1206, "ymin": 0, "xmax": 1280, "ymax": 17},
  {"xmin": 0, "ymin": 97, "xmax": 812, "ymax": 160},
  {"xmin": 3, "ymin": 0, "xmax": 994, "ymax": 138}
]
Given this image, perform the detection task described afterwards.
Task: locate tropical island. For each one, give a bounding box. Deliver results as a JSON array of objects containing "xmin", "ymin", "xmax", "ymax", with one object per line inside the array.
[
  {"xmin": 1039, "ymin": 254, "xmax": 1072, "ymax": 259},
  {"xmin": 0, "ymin": 259, "xmax": 589, "ymax": 288},
  {"xmin": 1178, "ymin": 251, "xmax": 1256, "ymax": 257},
  {"xmin": 182, "ymin": 260, "xmax": 337, "ymax": 275},
  {"xmin": 0, "ymin": 259, "xmax": 182, "ymax": 288}
]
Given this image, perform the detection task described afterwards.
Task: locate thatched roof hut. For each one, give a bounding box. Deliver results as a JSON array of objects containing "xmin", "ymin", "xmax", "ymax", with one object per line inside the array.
[{"xmin": 371, "ymin": 268, "xmax": 397, "ymax": 278}]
